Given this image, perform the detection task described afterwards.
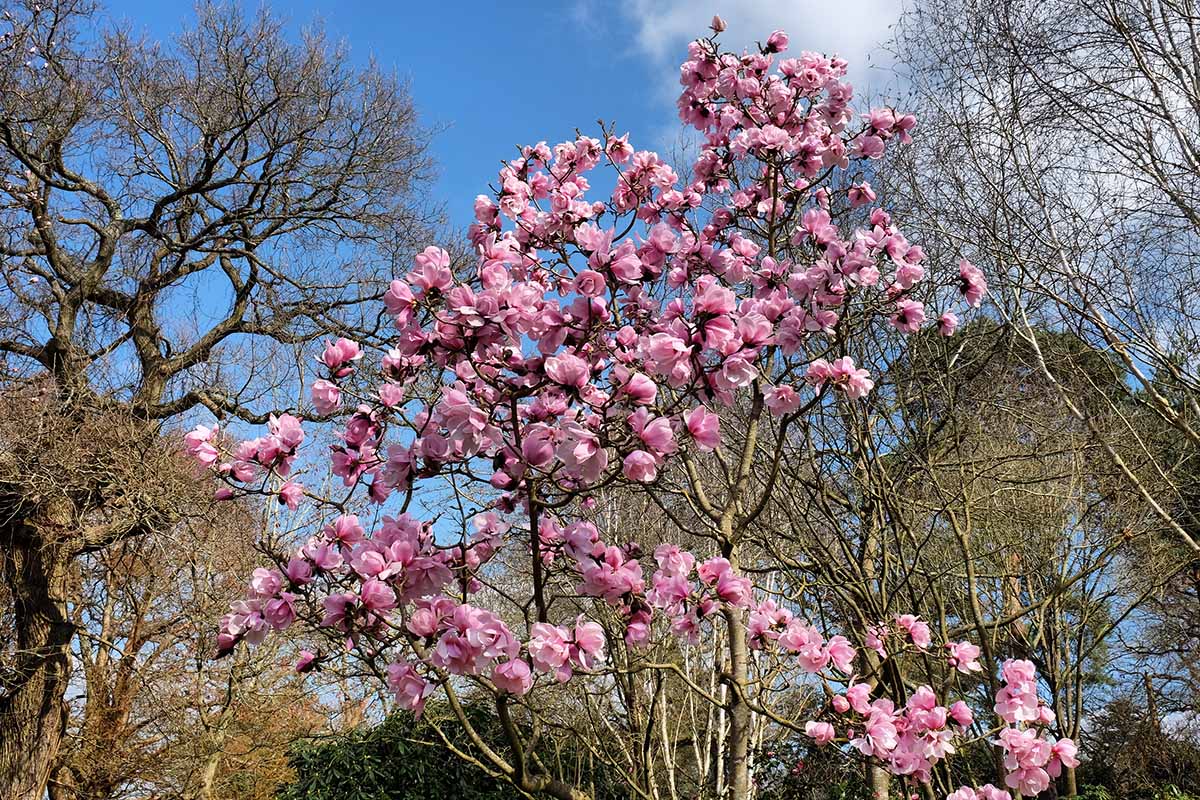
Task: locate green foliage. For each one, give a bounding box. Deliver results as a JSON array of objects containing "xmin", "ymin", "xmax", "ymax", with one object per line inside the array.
[
  {"xmin": 277, "ymin": 709, "xmax": 519, "ymax": 800},
  {"xmin": 1081, "ymin": 786, "xmax": 1200, "ymax": 800},
  {"xmin": 1080, "ymin": 696, "xmax": 1200, "ymax": 800},
  {"xmin": 277, "ymin": 702, "xmax": 626, "ymax": 800}
]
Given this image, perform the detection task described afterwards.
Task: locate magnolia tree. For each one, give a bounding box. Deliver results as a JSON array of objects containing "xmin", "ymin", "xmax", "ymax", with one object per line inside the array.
[{"xmin": 188, "ymin": 21, "xmax": 1074, "ymax": 800}]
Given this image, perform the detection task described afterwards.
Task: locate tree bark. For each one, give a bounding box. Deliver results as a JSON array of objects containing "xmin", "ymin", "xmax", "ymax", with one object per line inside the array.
[
  {"xmin": 723, "ymin": 603, "xmax": 752, "ymax": 799},
  {"xmin": 868, "ymin": 762, "xmax": 890, "ymax": 800},
  {"xmin": 1063, "ymin": 765, "xmax": 1078, "ymax": 798},
  {"xmin": 0, "ymin": 530, "xmax": 75, "ymax": 800},
  {"xmin": 193, "ymin": 723, "xmax": 227, "ymax": 800}
]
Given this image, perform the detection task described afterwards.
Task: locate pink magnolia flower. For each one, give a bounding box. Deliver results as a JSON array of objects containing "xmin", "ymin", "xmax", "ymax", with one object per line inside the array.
[
  {"xmin": 846, "ymin": 682, "xmax": 872, "ymax": 714},
  {"xmin": 295, "ymin": 649, "xmax": 318, "ymax": 673},
  {"xmin": 890, "ymin": 299, "xmax": 926, "ymax": 334},
  {"xmin": 629, "ymin": 408, "xmax": 676, "ymax": 456},
  {"xmin": 865, "ymin": 624, "xmax": 888, "ymax": 657},
  {"xmin": 949, "ymin": 700, "xmax": 974, "ymax": 728},
  {"xmin": 278, "ymin": 481, "xmax": 304, "ymax": 510},
  {"xmin": 946, "ymin": 640, "xmax": 983, "ymax": 673},
  {"xmin": 714, "ymin": 568, "xmax": 752, "ymax": 607},
  {"xmin": 1050, "ymin": 738, "xmax": 1080, "ymax": 774},
  {"xmin": 938, "ymin": 311, "xmax": 959, "ymax": 336},
  {"xmin": 830, "ymin": 356, "xmax": 874, "ymax": 400},
  {"xmin": 995, "ymin": 659, "xmax": 1041, "ymax": 723},
  {"xmin": 360, "ymin": 579, "xmax": 397, "ymax": 615},
  {"xmin": 384, "ymin": 278, "xmax": 416, "ymax": 321},
  {"xmin": 264, "ymin": 593, "xmax": 297, "ymax": 629},
  {"xmin": 765, "ymin": 385, "xmax": 801, "ymax": 416},
  {"xmin": 410, "ymin": 246, "xmax": 453, "ymax": 292},
  {"xmin": 805, "ymin": 358, "xmax": 833, "ymax": 387},
  {"xmin": 654, "ymin": 543, "xmax": 696, "ymax": 577},
  {"xmin": 856, "ymin": 134, "xmax": 885, "ymax": 159},
  {"xmin": 572, "ymin": 618, "xmax": 606, "ymax": 667},
  {"xmin": 826, "ymin": 635, "xmax": 856, "ymax": 673},
  {"xmin": 311, "ymin": 379, "xmax": 341, "ymax": 415},
  {"xmin": 387, "ymin": 660, "xmax": 433, "ymax": 716},
  {"xmin": 896, "ymin": 614, "xmax": 931, "ymax": 648},
  {"xmin": 248, "ymin": 567, "xmax": 282, "ymax": 599},
  {"xmin": 326, "ymin": 514, "xmax": 366, "ymax": 546},
  {"xmin": 605, "ymin": 133, "xmax": 633, "ymax": 163},
  {"xmin": 623, "ymin": 450, "xmax": 658, "ymax": 482},
  {"xmin": 804, "ymin": 720, "xmax": 835, "ymax": 745},
  {"xmin": 379, "ymin": 382, "xmax": 405, "ymax": 407},
  {"xmin": 320, "ymin": 337, "xmax": 363, "ymax": 372},
  {"xmin": 848, "ymin": 182, "xmax": 876, "ymax": 207},
  {"xmin": 492, "ymin": 659, "xmax": 533, "ymax": 695},
  {"xmin": 850, "ymin": 705, "xmax": 900, "ymax": 757},
  {"xmin": 285, "ymin": 556, "xmax": 313, "ymax": 585},
  {"xmin": 528, "ymin": 623, "xmax": 573, "ymax": 681},
  {"xmin": 270, "ymin": 414, "xmax": 305, "ymax": 446},
  {"xmin": 619, "ymin": 371, "xmax": 658, "ymax": 405},
  {"xmin": 320, "ymin": 592, "xmax": 358, "ymax": 631},
  {"xmin": 184, "ymin": 424, "xmax": 220, "ymax": 467},
  {"xmin": 574, "ymin": 269, "xmax": 608, "ymax": 297},
  {"xmin": 684, "ymin": 406, "xmax": 720, "ymax": 451},
  {"xmin": 959, "ymin": 259, "xmax": 987, "ymax": 307},
  {"xmin": 544, "ymin": 352, "xmax": 590, "ymax": 388},
  {"xmin": 948, "ymin": 786, "xmax": 1009, "ymax": 800}
]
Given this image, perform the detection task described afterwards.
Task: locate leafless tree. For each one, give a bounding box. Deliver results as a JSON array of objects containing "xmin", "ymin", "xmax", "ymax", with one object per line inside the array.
[
  {"xmin": 0, "ymin": 1, "xmax": 436, "ymax": 795},
  {"xmin": 886, "ymin": 0, "xmax": 1200, "ymax": 554},
  {"xmin": 47, "ymin": 491, "xmax": 332, "ymax": 800}
]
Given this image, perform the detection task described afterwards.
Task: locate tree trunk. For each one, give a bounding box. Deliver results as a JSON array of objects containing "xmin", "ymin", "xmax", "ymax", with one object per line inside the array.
[
  {"xmin": 1063, "ymin": 765, "xmax": 1077, "ymax": 798},
  {"xmin": 723, "ymin": 603, "xmax": 752, "ymax": 799},
  {"xmin": 868, "ymin": 762, "xmax": 890, "ymax": 800},
  {"xmin": 0, "ymin": 531, "xmax": 75, "ymax": 800},
  {"xmin": 193, "ymin": 724, "xmax": 227, "ymax": 800}
]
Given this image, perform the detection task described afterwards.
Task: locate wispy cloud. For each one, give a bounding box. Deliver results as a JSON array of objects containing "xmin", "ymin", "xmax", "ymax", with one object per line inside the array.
[
  {"xmin": 621, "ymin": 0, "xmax": 901, "ymax": 87},
  {"xmin": 612, "ymin": 0, "xmax": 903, "ymax": 151}
]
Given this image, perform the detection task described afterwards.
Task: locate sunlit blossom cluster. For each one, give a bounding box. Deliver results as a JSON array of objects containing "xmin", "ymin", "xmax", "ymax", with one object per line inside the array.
[{"xmin": 178, "ymin": 20, "xmax": 1049, "ymax": 798}]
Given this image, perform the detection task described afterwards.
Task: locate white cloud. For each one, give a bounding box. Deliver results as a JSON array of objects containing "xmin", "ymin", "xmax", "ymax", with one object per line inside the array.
[
  {"xmin": 612, "ymin": 0, "xmax": 905, "ymax": 152},
  {"xmin": 620, "ymin": 0, "xmax": 903, "ymax": 89}
]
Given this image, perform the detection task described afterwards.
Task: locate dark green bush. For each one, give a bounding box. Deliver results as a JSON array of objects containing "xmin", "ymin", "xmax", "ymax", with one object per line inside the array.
[
  {"xmin": 277, "ymin": 703, "xmax": 625, "ymax": 800},
  {"xmin": 277, "ymin": 709, "xmax": 519, "ymax": 800}
]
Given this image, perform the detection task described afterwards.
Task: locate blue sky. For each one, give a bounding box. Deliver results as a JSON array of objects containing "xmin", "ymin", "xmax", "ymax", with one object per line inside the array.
[{"xmin": 103, "ymin": 0, "xmax": 904, "ymax": 229}]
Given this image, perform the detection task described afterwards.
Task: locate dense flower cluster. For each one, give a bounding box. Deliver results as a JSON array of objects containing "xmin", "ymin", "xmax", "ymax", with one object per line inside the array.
[
  {"xmin": 179, "ymin": 21, "xmax": 1063, "ymax": 800},
  {"xmin": 798, "ymin": 655, "xmax": 1078, "ymax": 795},
  {"xmin": 992, "ymin": 660, "xmax": 1080, "ymax": 795}
]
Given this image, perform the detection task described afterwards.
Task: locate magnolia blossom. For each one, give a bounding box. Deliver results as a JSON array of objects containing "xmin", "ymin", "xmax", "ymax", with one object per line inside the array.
[
  {"xmin": 946, "ymin": 640, "xmax": 983, "ymax": 673},
  {"xmin": 321, "ymin": 337, "xmax": 363, "ymax": 373},
  {"xmin": 947, "ymin": 786, "xmax": 1010, "ymax": 800},
  {"xmin": 938, "ymin": 311, "xmax": 960, "ymax": 336},
  {"xmin": 387, "ymin": 660, "xmax": 433, "ymax": 716},
  {"xmin": 278, "ymin": 481, "xmax": 304, "ymax": 509},
  {"xmin": 492, "ymin": 659, "xmax": 533, "ymax": 695},
  {"xmin": 684, "ymin": 406, "xmax": 721, "ymax": 451},
  {"xmin": 805, "ymin": 720, "xmax": 835, "ymax": 745},
  {"xmin": 891, "ymin": 299, "xmax": 926, "ymax": 333},
  {"xmin": 192, "ymin": 22, "xmax": 997, "ymax": 796},
  {"xmin": 183, "ymin": 424, "xmax": 220, "ymax": 466},
  {"xmin": 311, "ymin": 379, "xmax": 341, "ymax": 415},
  {"xmin": 959, "ymin": 259, "xmax": 987, "ymax": 307}
]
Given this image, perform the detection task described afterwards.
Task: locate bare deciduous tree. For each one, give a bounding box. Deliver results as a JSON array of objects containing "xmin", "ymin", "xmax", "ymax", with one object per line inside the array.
[
  {"xmin": 0, "ymin": 1, "xmax": 436, "ymax": 795},
  {"xmin": 887, "ymin": 0, "xmax": 1200, "ymax": 553}
]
